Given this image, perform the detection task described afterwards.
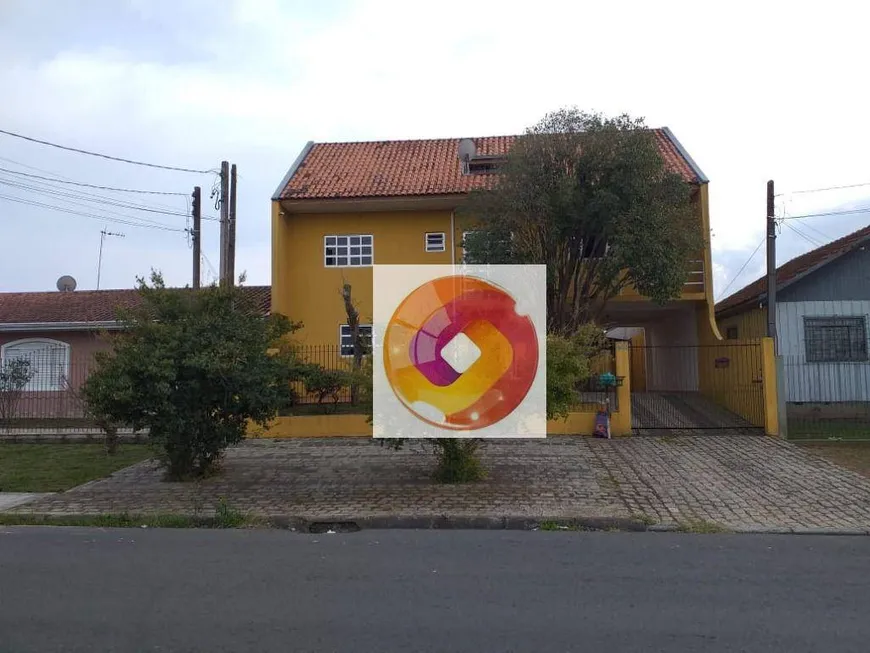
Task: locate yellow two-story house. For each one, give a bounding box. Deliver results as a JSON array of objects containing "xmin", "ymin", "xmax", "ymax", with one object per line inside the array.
[{"xmin": 268, "ymin": 131, "xmax": 777, "ymax": 436}]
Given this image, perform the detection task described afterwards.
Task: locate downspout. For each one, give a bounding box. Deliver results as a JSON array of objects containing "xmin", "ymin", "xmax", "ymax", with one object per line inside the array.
[{"xmin": 450, "ymin": 210, "xmax": 456, "ymax": 266}]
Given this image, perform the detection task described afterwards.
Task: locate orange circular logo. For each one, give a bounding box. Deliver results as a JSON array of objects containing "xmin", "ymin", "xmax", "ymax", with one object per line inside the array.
[{"xmin": 383, "ymin": 275, "xmax": 539, "ymax": 430}]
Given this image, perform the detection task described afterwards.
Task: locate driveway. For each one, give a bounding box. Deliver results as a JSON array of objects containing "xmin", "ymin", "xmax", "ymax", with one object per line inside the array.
[{"xmin": 8, "ymin": 436, "xmax": 870, "ymax": 532}]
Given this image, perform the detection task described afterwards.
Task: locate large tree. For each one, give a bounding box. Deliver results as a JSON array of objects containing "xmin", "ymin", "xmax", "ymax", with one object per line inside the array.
[{"xmin": 461, "ymin": 109, "xmax": 701, "ymax": 335}]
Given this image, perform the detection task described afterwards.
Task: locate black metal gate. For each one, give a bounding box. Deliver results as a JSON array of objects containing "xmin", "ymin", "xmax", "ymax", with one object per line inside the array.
[{"xmin": 629, "ymin": 343, "xmax": 765, "ymax": 433}]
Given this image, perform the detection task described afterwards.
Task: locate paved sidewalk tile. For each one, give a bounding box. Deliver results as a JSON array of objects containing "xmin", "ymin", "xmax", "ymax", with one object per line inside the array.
[
  {"xmin": 8, "ymin": 436, "xmax": 870, "ymax": 531},
  {"xmin": 0, "ymin": 493, "xmax": 52, "ymax": 511}
]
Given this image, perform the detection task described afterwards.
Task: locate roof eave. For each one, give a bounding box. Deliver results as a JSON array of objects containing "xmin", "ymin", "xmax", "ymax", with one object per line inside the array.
[
  {"xmin": 271, "ymin": 141, "xmax": 315, "ymax": 201},
  {"xmin": 0, "ymin": 320, "xmax": 123, "ymax": 333},
  {"xmin": 661, "ymin": 127, "xmax": 709, "ymax": 184}
]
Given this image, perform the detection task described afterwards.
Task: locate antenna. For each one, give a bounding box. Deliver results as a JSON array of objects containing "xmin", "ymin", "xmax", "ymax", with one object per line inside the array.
[
  {"xmin": 56, "ymin": 275, "xmax": 77, "ymax": 292},
  {"xmin": 96, "ymin": 228, "xmax": 126, "ymax": 290}
]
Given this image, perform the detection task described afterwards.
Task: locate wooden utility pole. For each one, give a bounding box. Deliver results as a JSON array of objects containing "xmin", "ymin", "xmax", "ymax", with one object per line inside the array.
[
  {"xmin": 218, "ymin": 161, "xmax": 230, "ymax": 287},
  {"xmin": 228, "ymin": 164, "xmax": 237, "ymax": 286},
  {"xmin": 766, "ymin": 180, "xmax": 777, "ymax": 346},
  {"xmin": 191, "ymin": 186, "xmax": 201, "ymax": 289}
]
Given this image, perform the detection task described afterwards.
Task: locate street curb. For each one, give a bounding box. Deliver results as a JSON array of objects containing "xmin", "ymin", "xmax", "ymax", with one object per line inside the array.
[{"xmin": 1, "ymin": 512, "xmax": 868, "ymax": 535}]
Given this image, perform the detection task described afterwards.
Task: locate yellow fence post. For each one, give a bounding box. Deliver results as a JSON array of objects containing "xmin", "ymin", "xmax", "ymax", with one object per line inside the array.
[
  {"xmin": 613, "ymin": 341, "xmax": 632, "ymax": 436},
  {"xmin": 761, "ymin": 337, "xmax": 779, "ymax": 436}
]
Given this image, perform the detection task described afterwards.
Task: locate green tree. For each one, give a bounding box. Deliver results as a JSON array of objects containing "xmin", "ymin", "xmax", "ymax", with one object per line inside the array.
[
  {"xmin": 82, "ymin": 273, "xmax": 304, "ymax": 479},
  {"xmin": 461, "ymin": 108, "xmax": 700, "ymax": 335}
]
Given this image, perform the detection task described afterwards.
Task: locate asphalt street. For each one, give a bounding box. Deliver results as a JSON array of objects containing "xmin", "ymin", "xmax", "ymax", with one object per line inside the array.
[{"xmin": 1, "ymin": 527, "xmax": 868, "ymax": 652}]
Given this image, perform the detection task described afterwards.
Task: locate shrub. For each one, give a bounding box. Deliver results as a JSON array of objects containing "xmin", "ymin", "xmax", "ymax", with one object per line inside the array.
[{"xmin": 82, "ymin": 273, "xmax": 304, "ymax": 480}]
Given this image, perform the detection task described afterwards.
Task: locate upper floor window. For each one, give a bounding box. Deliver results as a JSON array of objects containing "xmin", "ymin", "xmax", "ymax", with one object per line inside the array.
[
  {"xmin": 462, "ymin": 156, "xmax": 507, "ymax": 175},
  {"xmin": 0, "ymin": 338, "xmax": 70, "ymax": 391},
  {"xmin": 804, "ymin": 316, "xmax": 868, "ymax": 362},
  {"xmin": 726, "ymin": 326, "xmax": 739, "ymax": 340},
  {"xmin": 425, "ymin": 232, "xmax": 446, "ymax": 253},
  {"xmin": 324, "ymin": 235, "xmax": 373, "ymax": 267}
]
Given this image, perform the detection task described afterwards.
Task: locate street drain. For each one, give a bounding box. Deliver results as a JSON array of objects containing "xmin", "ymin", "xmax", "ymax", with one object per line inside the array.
[{"xmin": 308, "ymin": 521, "xmax": 361, "ymax": 534}]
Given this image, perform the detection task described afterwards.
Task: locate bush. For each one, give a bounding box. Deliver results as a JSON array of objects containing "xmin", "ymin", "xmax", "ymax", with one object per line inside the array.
[
  {"xmin": 304, "ymin": 365, "xmax": 348, "ymax": 408},
  {"xmin": 82, "ymin": 273, "xmax": 304, "ymax": 480},
  {"xmin": 546, "ymin": 324, "xmax": 608, "ymax": 419},
  {"xmin": 431, "ymin": 439, "xmax": 486, "ymax": 483}
]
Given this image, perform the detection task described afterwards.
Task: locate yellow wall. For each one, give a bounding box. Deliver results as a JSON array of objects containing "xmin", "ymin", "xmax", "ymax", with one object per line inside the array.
[
  {"xmin": 716, "ymin": 307, "xmax": 767, "ymax": 341},
  {"xmin": 273, "ymin": 204, "xmax": 480, "ymax": 344}
]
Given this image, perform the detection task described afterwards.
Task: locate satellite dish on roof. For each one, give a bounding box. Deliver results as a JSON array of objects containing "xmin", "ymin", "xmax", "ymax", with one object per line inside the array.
[
  {"xmin": 458, "ymin": 138, "xmax": 477, "ymax": 162},
  {"xmin": 57, "ymin": 275, "xmax": 77, "ymax": 292}
]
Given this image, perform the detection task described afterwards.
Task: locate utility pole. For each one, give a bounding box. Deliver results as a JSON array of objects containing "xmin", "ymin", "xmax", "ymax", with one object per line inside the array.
[
  {"xmin": 97, "ymin": 228, "xmax": 125, "ymax": 290},
  {"xmin": 766, "ymin": 179, "xmax": 777, "ymax": 347},
  {"xmin": 191, "ymin": 186, "xmax": 202, "ymax": 289},
  {"xmin": 218, "ymin": 160, "xmax": 230, "ymax": 287},
  {"xmin": 228, "ymin": 163, "xmax": 237, "ymax": 286}
]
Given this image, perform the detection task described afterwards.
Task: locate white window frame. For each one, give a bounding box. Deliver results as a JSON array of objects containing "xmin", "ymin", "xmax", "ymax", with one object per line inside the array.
[
  {"xmin": 339, "ymin": 324, "xmax": 374, "ymax": 357},
  {"xmin": 0, "ymin": 338, "xmax": 71, "ymax": 391},
  {"xmin": 425, "ymin": 232, "xmax": 446, "ymax": 253},
  {"xmin": 324, "ymin": 234, "xmax": 373, "ymax": 268}
]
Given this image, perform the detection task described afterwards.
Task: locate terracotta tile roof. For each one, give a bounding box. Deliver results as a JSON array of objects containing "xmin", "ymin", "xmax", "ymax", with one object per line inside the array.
[
  {"xmin": 0, "ymin": 286, "xmax": 271, "ymax": 325},
  {"xmin": 716, "ymin": 224, "xmax": 870, "ymax": 315},
  {"xmin": 278, "ymin": 129, "xmax": 702, "ymax": 201}
]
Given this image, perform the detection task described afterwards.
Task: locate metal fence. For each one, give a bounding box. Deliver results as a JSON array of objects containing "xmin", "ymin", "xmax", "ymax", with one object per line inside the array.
[
  {"xmin": 783, "ymin": 354, "xmax": 870, "ymax": 440},
  {"xmin": 0, "ymin": 352, "xmax": 96, "ymax": 426}
]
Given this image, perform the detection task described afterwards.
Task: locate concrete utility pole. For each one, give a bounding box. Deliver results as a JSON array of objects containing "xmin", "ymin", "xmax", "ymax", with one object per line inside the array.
[
  {"xmin": 766, "ymin": 180, "xmax": 777, "ymax": 347},
  {"xmin": 191, "ymin": 186, "xmax": 201, "ymax": 289},
  {"xmin": 228, "ymin": 164, "xmax": 237, "ymax": 286},
  {"xmin": 218, "ymin": 160, "xmax": 230, "ymax": 287}
]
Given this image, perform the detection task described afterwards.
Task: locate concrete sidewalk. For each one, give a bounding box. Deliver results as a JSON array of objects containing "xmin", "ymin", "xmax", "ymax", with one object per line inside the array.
[{"xmin": 7, "ymin": 437, "xmax": 870, "ymax": 533}]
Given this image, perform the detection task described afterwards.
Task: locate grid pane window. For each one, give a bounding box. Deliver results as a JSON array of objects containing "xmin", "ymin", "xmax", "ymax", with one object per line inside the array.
[
  {"xmin": 339, "ymin": 324, "xmax": 373, "ymax": 356},
  {"xmin": 804, "ymin": 316, "xmax": 868, "ymax": 362},
  {"xmin": 324, "ymin": 235, "xmax": 373, "ymax": 267},
  {"xmin": 425, "ymin": 232, "xmax": 446, "ymax": 252}
]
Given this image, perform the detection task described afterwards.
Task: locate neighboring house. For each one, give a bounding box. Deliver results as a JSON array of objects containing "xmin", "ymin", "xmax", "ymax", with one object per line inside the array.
[
  {"xmin": 717, "ymin": 224, "xmax": 870, "ymax": 415},
  {"xmin": 0, "ymin": 286, "xmax": 271, "ymax": 420},
  {"xmin": 269, "ymin": 131, "xmax": 774, "ymax": 432}
]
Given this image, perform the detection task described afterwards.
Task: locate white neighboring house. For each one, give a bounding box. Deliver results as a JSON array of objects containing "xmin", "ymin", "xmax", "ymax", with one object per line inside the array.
[{"xmin": 717, "ymin": 224, "xmax": 870, "ymax": 405}]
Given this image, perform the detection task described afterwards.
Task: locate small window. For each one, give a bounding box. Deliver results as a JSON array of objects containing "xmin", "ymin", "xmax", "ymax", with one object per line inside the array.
[
  {"xmin": 726, "ymin": 326, "xmax": 739, "ymax": 340},
  {"xmin": 339, "ymin": 324, "xmax": 373, "ymax": 357},
  {"xmin": 804, "ymin": 316, "xmax": 868, "ymax": 362},
  {"xmin": 463, "ymin": 156, "xmax": 507, "ymax": 175},
  {"xmin": 0, "ymin": 338, "xmax": 71, "ymax": 391},
  {"xmin": 425, "ymin": 232, "xmax": 446, "ymax": 253},
  {"xmin": 325, "ymin": 235, "xmax": 373, "ymax": 267}
]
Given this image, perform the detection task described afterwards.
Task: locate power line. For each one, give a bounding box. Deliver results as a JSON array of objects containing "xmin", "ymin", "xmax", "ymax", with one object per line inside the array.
[
  {"xmin": 0, "ymin": 177, "xmax": 191, "ymax": 219},
  {"xmin": 0, "ymin": 166, "xmax": 189, "ymax": 196},
  {"xmin": 784, "ymin": 221, "xmax": 823, "ymax": 248},
  {"xmin": 0, "ymin": 155, "xmax": 78, "ymax": 181},
  {"xmin": 0, "ymin": 193, "xmax": 186, "ymax": 232},
  {"xmin": 716, "ymin": 238, "xmax": 765, "ymax": 301},
  {"xmin": 787, "ymin": 181, "xmax": 870, "ymax": 195},
  {"xmin": 0, "ymin": 127, "xmax": 214, "ymax": 174},
  {"xmin": 782, "ymin": 207, "xmax": 870, "ymax": 220}
]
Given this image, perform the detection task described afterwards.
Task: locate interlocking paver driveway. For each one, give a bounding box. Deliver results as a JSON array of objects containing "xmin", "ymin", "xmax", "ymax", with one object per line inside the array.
[{"xmin": 10, "ymin": 436, "xmax": 870, "ymax": 531}]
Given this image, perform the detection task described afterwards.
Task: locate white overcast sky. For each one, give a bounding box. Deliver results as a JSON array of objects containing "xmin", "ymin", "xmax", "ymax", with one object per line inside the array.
[{"xmin": 1, "ymin": 0, "xmax": 869, "ymax": 302}]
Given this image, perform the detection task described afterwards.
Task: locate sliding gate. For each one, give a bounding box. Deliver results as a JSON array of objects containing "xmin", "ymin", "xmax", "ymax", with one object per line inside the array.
[{"xmin": 629, "ymin": 343, "xmax": 765, "ymax": 432}]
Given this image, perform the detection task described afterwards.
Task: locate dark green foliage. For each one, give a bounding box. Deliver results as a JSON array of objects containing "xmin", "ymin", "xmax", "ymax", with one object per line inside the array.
[
  {"xmin": 461, "ymin": 108, "xmax": 700, "ymax": 334},
  {"xmin": 431, "ymin": 439, "xmax": 486, "ymax": 483},
  {"xmin": 304, "ymin": 366, "xmax": 348, "ymax": 407},
  {"xmin": 82, "ymin": 272, "xmax": 304, "ymax": 480},
  {"xmin": 546, "ymin": 325, "xmax": 608, "ymax": 420},
  {"xmin": 0, "ymin": 358, "xmax": 34, "ymax": 422}
]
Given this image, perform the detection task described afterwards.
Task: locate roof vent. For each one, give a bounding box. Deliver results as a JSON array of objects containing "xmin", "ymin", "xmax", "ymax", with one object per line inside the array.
[{"xmin": 56, "ymin": 275, "xmax": 77, "ymax": 292}]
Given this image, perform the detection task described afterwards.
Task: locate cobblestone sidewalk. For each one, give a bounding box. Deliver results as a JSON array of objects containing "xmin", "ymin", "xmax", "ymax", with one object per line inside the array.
[{"xmin": 9, "ymin": 436, "xmax": 870, "ymax": 532}]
